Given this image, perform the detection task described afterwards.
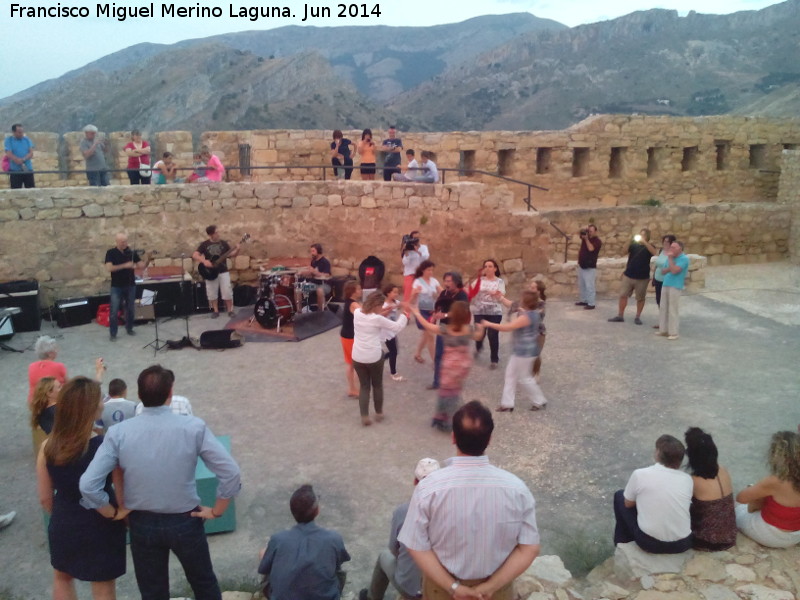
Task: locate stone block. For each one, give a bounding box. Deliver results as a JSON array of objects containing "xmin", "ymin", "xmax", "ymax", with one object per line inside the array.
[
  {"xmin": 361, "ymin": 197, "xmax": 376, "ymax": 208},
  {"xmin": 0, "ymin": 209, "xmax": 19, "ymax": 221},
  {"xmin": 724, "ymin": 564, "xmax": 756, "ymax": 582},
  {"xmin": 733, "ymin": 585, "xmax": 793, "ymax": 600},
  {"xmin": 83, "ymin": 203, "xmax": 104, "ymax": 217},
  {"xmin": 613, "ymin": 542, "xmax": 692, "ymax": 579},
  {"xmin": 103, "ymin": 205, "xmax": 123, "ymax": 217},
  {"xmin": 527, "ymin": 555, "xmax": 573, "ymax": 588},
  {"xmin": 684, "ymin": 555, "xmax": 727, "ymax": 582}
]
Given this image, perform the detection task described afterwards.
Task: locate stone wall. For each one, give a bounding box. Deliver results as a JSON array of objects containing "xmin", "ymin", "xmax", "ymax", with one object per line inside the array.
[
  {"xmin": 5, "ymin": 115, "xmax": 800, "ymax": 211},
  {"xmin": 777, "ymin": 150, "xmax": 800, "ymax": 265}
]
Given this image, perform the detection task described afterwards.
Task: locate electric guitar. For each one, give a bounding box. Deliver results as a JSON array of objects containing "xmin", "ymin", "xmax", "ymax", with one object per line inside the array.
[{"xmin": 198, "ymin": 234, "xmax": 250, "ymax": 281}]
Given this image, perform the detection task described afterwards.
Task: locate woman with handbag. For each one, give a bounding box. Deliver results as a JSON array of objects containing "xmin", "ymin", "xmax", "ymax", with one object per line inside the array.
[{"xmin": 124, "ymin": 129, "xmax": 151, "ymax": 185}]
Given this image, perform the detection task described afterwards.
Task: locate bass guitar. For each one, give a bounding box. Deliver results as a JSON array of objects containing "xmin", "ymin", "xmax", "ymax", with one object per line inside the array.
[{"xmin": 198, "ymin": 233, "xmax": 250, "ymax": 281}]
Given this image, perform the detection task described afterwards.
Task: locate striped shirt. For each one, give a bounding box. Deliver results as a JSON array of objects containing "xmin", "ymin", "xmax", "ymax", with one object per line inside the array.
[{"xmin": 397, "ymin": 455, "xmax": 539, "ymax": 580}]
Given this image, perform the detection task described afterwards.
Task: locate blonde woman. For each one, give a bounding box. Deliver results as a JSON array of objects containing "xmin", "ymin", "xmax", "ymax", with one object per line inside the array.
[{"xmin": 30, "ymin": 377, "xmax": 62, "ymax": 435}]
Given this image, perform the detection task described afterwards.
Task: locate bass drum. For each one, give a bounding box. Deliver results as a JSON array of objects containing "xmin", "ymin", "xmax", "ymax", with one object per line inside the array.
[{"xmin": 254, "ymin": 294, "xmax": 294, "ymax": 329}]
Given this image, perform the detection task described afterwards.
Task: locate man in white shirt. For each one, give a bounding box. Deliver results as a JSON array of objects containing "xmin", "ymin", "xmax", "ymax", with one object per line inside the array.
[
  {"xmin": 398, "ymin": 401, "xmax": 539, "ymax": 599},
  {"xmin": 393, "ymin": 150, "xmax": 438, "ymax": 183},
  {"xmin": 613, "ymin": 434, "xmax": 693, "ymax": 554}
]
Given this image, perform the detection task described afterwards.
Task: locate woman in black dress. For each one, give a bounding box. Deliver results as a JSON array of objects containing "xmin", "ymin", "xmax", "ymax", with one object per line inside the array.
[{"xmin": 36, "ymin": 377, "xmax": 127, "ymax": 600}]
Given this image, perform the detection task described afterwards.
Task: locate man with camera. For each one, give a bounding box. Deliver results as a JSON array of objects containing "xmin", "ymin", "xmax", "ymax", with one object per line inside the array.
[
  {"xmin": 608, "ymin": 228, "xmax": 658, "ymax": 325},
  {"xmin": 575, "ymin": 224, "xmax": 602, "ymax": 310}
]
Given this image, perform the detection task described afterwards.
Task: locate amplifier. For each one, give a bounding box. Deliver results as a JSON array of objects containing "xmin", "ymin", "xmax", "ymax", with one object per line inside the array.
[
  {"xmin": 55, "ymin": 298, "xmax": 92, "ymax": 328},
  {"xmin": 0, "ymin": 279, "xmax": 42, "ymax": 332}
]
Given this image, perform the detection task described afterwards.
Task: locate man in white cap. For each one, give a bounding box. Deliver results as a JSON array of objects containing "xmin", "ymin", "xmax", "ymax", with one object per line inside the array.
[
  {"xmin": 80, "ymin": 124, "xmax": 110, "ymax": 186},
  {"xmin": 359, "ymin": 458, "xmax": 441, "ymax": 600}
]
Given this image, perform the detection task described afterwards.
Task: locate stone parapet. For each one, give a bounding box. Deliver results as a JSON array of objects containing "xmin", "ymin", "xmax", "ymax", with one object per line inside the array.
[{"xmin": 777, "ymin": 149, "xmax": 800, "ymax": 264}]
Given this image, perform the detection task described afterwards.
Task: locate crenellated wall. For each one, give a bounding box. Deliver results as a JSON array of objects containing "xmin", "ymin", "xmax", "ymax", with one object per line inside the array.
[{"xmin": 4, "ymin": 115, "xmax": 799, "ymax": 210}]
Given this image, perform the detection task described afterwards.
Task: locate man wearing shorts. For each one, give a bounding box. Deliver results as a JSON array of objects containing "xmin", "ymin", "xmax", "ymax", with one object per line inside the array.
[
  {"xmin": 608, "ymin": 228, "xmax": 658, "ymax": 325},
  {"xmin": 193, "ymin": 225, "xmax": 240, "ymax": 319},
  {"xmin": 296, "ymin": 243, "xmax": 332, "ymax": 312}
]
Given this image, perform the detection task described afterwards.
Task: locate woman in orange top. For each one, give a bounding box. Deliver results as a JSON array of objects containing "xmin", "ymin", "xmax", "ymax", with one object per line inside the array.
[
  {"xmin": 357, "ymin": 128, "xmax": 376, "ymax": 180},
  {"xmin": 28, "ymin": 336, "xmax": 67, "ymax": 405},
  {"xmin": 736, "ymin": 430, "xmax": 800, "ymax": 548}
]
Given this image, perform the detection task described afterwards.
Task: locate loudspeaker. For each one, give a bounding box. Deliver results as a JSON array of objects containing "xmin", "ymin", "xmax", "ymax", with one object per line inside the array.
[
  {"xmin": 194, "ymin": 282, "xmax": 210, "ymax": 312},
  {"xmin": 0, "ymin": 279, "xmax": 41, "ymax": 332},
  {"xmin": 55, "ymin": 298, "xmax": 92, "ymax": 328}
]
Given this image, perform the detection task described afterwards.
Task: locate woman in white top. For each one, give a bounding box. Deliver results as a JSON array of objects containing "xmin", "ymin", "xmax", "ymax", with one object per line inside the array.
[
  {"xmin": 352, "ymin": 291, "xmax": 408, "ymax": 426},
  {"xmin": 410, "ymin": 260, "xmax": 442, "ymax": 364},
  {"xmin": 401, "ymin": 241, "xmax": 422, "ymax": 302},
  {"xmin": 468, "ymin": 259, "xmax": 506, "ymax": 369}
]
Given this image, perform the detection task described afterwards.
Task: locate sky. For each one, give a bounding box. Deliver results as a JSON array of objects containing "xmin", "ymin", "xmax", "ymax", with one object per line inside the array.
[{"xmin": 0, "ymin": 0, "xmax": 783, "ymax": 100}]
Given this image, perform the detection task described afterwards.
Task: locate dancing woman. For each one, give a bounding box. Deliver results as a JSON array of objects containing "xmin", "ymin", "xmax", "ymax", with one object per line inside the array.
[
  {"xmin": 469, "ymin": 259, "xmax": 506, "ymax": 369},
  {"xmin": 409, "ymin": 260, "xmax": 441, "ymax": 364},
  {"xmin": 382, "ymin": 283, "xmax": 404, "ymax": 382},
  {"xmin": 340, "ymin": 280, "xmax": 362, "ymax": 398}
]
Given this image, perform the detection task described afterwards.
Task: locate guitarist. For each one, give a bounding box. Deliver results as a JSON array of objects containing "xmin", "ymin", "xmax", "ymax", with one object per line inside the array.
[
  {"xmin": 104, "ymin": 232, "xmax": 145, "ymax": 341},
  {"xmin": 193, "ymin": 225, "xmax": 240, "ymax": 319}
]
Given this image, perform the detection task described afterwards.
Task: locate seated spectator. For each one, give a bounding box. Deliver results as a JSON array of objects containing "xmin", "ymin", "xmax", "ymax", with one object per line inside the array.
[
  {"xmin": 393, "ymin": 150, "xmax": 439, "ymax": 183},
  {"xmin": 359, "ymin": 458, "xmax": 440, "ymax": 600},
  {"xmin": 30, "ymin": 377, "xmax": 61, "ymax": 435},
  {"xmin": 152, "ymin": 152, "xmax": 180, "ymax": 184},
  {"xmin": 258, "ymin": 484, "xmax": 350, "ymax": 600},
  {"xmin": 98, "ymin": 379, "xmax": 137, "ymax": 432},
  {"xmin": 28, "ymin": 336, "xmax": 67, "ymax": 405},
  {"xmin": 736, "ymin": 431, "xmax": 800, "ymax": 548},
  {"xmin": 196, "ymin": 146, "xmax": 224, "ymax": 183},
  {"xmin": 613, "ymin": 434, "xmax": 693, "ymax": 554},
  {"xmin": 135, "ymin": 393, "xmax": 192, "ymax": 416},
  {"xmin": 684, "ymin": 427, "xmax": 736, "ymax": 551},
  {"xmin": 392, "ymin": 149, "xmax": 419, "ymax": 182}
]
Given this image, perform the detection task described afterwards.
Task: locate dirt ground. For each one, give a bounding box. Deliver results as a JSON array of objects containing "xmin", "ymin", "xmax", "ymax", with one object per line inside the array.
[{"xmin": 1, "ymin": 262, "xmax": 798, "ymax": 598}]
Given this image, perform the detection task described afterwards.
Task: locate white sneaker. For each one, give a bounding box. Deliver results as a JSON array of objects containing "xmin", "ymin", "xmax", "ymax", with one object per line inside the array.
[
  {"xmin": 391, "ymin": 374, "xmax": 404, "ymax": 382},
  {"xmin": 0, "ymin": 511, "xmax": 16, "ymax": 529}
]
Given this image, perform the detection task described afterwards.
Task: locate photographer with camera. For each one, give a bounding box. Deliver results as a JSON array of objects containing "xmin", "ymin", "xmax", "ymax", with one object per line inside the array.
[
  {"xmin": 575, "ymin": 224, "xmax": 602, "ymax": 310},
  {"xmin": 608, "ymin": 228, "xmax": 658, "ymax": 325}
]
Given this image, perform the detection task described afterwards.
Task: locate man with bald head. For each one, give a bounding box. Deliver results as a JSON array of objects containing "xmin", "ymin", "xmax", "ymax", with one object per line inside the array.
[{"xmin": 104, "ymin": 233, "xmax": 144, "ymax": 341}]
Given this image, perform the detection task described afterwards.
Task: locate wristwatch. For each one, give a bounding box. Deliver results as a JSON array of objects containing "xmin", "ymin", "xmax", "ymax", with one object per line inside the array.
[{"xmin": 450, "ymin": 580, "xmax": 460, "ymax": 595}]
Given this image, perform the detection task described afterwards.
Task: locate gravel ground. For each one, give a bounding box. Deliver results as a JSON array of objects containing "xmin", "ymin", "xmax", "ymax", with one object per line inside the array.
[{"xmin": 1, "ymin": 262, "xmax": 798, "ymax": 598}]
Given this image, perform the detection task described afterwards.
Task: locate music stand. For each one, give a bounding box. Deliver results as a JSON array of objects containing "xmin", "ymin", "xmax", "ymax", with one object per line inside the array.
[
  {"xmin": 0, "ymin": 308, "xmax": 22, "ymax": 353},
  {"xmin": 142, "ymin": 292, "xmax": 168, "ymax": 355}
]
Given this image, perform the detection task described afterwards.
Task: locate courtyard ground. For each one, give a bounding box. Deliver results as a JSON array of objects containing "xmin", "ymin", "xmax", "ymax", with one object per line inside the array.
[{"xmin": 0, "ymin": 262, "xmax": 798, "ymax": 598}]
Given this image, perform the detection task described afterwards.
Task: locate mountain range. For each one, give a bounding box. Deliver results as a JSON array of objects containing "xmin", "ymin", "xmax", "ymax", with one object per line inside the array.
[{"xmin": 0, "ymin": 1, "xmax": 797, "ymax": 133}]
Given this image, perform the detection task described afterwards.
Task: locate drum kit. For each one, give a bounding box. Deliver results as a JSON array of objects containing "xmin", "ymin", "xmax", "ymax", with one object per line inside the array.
[{"xmin": 250, "ymin": 268, "xmax": 331, "ymax": 331}]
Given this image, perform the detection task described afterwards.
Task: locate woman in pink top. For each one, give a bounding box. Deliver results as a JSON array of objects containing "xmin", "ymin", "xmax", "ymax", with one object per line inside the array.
[
  {"xmin": 736, "ymin": 430, "xmax": 800, "ymax": 547},
  {"xmin": 198, "ymin": 145, "xmax": 225, "ymax": 182},
  {"xmin": 28, "ymin": 336, "xmax": 67, "ymax": 405}
]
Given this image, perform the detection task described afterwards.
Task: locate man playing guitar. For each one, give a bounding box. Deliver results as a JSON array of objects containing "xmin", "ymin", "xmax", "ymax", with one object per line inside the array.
[
  {"xmin": 296, "ymin": 243, "xmax": 332, "ymax": 311},
  {"xmin": 193, "ymin": 225, "xmax": 241, "ymax": 319},
  {"xmin": 104, "ymin": 233, "xmax": 145, "ymax": 341}
]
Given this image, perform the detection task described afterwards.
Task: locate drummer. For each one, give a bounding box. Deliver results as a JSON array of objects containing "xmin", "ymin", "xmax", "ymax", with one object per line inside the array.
[{"xmin": 296, "ymin": 243, "xmax": 332, "ymax": 310}]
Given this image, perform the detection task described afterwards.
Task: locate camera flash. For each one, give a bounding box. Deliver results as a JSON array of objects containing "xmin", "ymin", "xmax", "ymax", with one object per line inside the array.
[{"xmin": 634, "ymin": 234, "xmax": 642, "ymax": 242}]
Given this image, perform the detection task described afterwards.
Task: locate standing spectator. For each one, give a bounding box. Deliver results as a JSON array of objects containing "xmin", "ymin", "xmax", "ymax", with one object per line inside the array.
[
  {"xmin": 30, "ymin": 377, "xmax": 61, "ymax": 435},
  {"xmin": 80, "ymin": 125, "xmax": 110, "ymax": 187},
  {"xmin": 613, "ymin": 435, "xmax": 693, "ymax": 554},
  {"xmin": 684, "ymin": 427, "xmax": 736, "ymax": 551},
  {"xmin": 359, "ymin": 458, "xmax": 441, "ymax": 600},
  {"xmin": 412, "ymin": 300, "xmax": 478, "ymax": 431},
  {"xmin": 409, "ymin": 230, "xmax": 430, "ymax": 261},
  {"xmin": 104, "ymin": 232, "xmax": 144, "ymax": 340},
  {"xmin": 410, "ymin": 260, "xmax": 442, "ymax": 365},
  {"xmin": 28, "ymin": 335, "xmax": 67, "ymax": 404},
  {"xmin": 98, "ymin": 379, "xmax": 137, "ymax": 433},
  {"xmin": 198, "ymin": 145, "xmax": 225, "ymax": 182},
  {"xmin": 469, "ymin": 259, "xmax": 506, "ymax": 370},
  {"xmin": 124, "ymin": 129, "xmax": 151, "ymax": 185},
  {"xmin": 401, "ymin": 241, "xmax": 422, "ymax": 303},
  {"xmin": 382, "ymin": 283, "xmax": 404, "ymax": 382},
  {"xmin": 135, "ymin": 393, "xmax": 193, "ymax": 416},
  {"xmin": 4, "ymin": 123, "xmax": 35, "ymax": 188},
  {"xmin": 80, "ymin": 365, "xmax": 241, "ymax": 600},
  {"xmin": 37, "ymin": 377, "xmax": 127, "ymax": 600},
  {"xmin": 381, "ymin": 125, "xmax": 403, "ymax": 181},
  {"xmin": 357, "ymin": 129, "xmax": 376, "ymax": 181},
  {"xmin": 352, "ymin": 292, "xmax": 408, "ymax": 426},
  {"xmin": 575, "ymin": 224, "xmax": 601, "ymax": 310},
  {"xmin": 651, "ymin": 234, "xmax": 677, "ymax": 328},
  {"xmin": 656, "ymin": 241, "xmax": 689, "ymax": 340},
  {"xmin": 398, "ymin": 401, "xmax": 540, "ymax": 599},
  {"xmin": 482, "ymin": 290, "xmax": 547, "ymax": 412},
  {"xmin": 429, "ymin": 272, "xmax": 469, "ymax": 391},
  {"xmin": 341, "ymin": 280, "xmax": 363, "ymax": 398},
  {"xmin": 258, "ymin": 484, "xmax": 350, "ymax": 600},
  {"xmin": 735, "ymin": 431, "xmax": 800, "ymax": 548},
  {"xmin": 608, "ymin": 228, "xmax": 658, "ymax": 325},
  {"xmin": 331, "ymin": 129, "xmax": 355, "ymax": 180}
]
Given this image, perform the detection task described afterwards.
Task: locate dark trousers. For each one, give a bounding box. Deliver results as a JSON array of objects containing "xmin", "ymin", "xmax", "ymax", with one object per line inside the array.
[
  {"xmin": 128, "ymin": 169, "xmax": 152, "ymax": 185},
  {"xmin": 654, "ymin": 279, "xmax": 664, "ymax": 307},
  {"xmin": 432, "ymin": 336, "xmax": 444, "ymax": 388},
  {"xmin": 87, "ymin": 170, "xmax": 110, "ymax": 186},
  {"xmin": 383, "ymin": 166, "xmax": 400, "ymax": 182},
  {"xmin": 353, "ymin": 357, "xmax": 384, "ymax": 416},
  {"xmin": 9, "ymin": 172, "xmax": 35, "ymax": 188},
  {"xmin": 332, "ymin": 157, "xmax": 354, "ymax": 180},
  {"xmin": 474, "ymin": 314, "xmax": 502, "ymax": 363},
  {"xmin": 613, "ymin": 490, "xmax": 692, "ymax": 554},
  {"xmin": 110, "ymin": 285, "xmax": 136, "ymax": 337},
  {"xmin": 129, "ymin": 511, "xmax": 221, "ymax": 600},
  {"xmin": 385, "ymin": 338, "xmax": 398, "ymax": 375}
]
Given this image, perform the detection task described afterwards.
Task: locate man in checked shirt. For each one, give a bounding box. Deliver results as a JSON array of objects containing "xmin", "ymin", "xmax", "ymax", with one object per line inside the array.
[{"xmin": 398, "ymin": 400, "xmax": 540, "ymax": 599}]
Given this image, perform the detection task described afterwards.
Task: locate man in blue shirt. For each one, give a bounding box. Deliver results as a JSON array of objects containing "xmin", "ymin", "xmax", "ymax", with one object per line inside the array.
[
  {"xmin": 80, "ymin": 365, "xmax": 241, "ymax": 600},
  {"xmin": 4, "ymin": 123, "xmax": 35, "ymax": 189},
  {"xmin": 656, "ymin": 241, "xmax": 689, "ymax": 340},
  {"xmin": 259, "ymin": 484, "xmax": 350, "ymax": 600}
]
